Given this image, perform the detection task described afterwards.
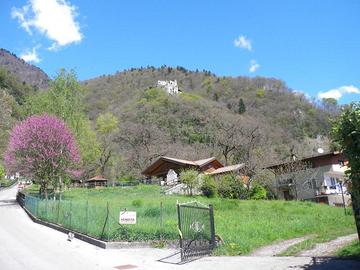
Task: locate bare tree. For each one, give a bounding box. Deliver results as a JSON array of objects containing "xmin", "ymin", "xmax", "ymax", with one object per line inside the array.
[
  {"xmin": 212, "ymin": 115, "xmax": 245, "ymax": 165},
  {"xmin": 117, "ymin": 122, "xmax": 171, "ymax": 175}
]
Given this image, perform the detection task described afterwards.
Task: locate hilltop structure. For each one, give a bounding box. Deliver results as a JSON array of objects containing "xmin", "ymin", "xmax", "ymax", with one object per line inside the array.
[{"xmin": 157, "ymin": 80, "xmax": 180, "ymax": 95}]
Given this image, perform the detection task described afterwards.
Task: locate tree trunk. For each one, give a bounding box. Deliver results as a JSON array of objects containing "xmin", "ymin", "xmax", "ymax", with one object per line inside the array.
[
  {"xmin": 44, "ymin": 184, "xmax": 48, "ymax": 200},
  {"xmin": 351, "ymin": 178, "xmax": 360, "ymax": 240}
]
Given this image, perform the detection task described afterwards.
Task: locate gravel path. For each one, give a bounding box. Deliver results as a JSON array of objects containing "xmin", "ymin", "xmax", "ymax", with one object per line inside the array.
[
  {"xmin": 299, "ymin": 234, "xmax": 359, "ymax": 257},
  {"xmin": 250, "ymin": 235, "xmax": 313, "ymax": 256}
]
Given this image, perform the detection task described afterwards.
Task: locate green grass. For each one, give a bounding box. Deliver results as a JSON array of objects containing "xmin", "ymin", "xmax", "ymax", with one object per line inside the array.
[
  {"xmin": 24, "ymin": 184, "xmax": 356, "ymax": 255},
  {"xmin": 0, "ymin": 178, "xmax": 16, "ymax": 188},
  {"xmin": 336, "ymin": 241, "xmax": 360, "ymax": 258}
]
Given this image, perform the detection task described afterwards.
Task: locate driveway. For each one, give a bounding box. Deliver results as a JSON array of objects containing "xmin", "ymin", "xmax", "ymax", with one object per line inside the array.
[{"xmin": 0, "ymin": 185, "xmax": 359, "ymax": 270}]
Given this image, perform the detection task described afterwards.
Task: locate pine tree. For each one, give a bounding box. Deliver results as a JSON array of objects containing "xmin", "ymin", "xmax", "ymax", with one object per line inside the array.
[{"xmin": 238, "ymin": 98, "xmax": 246, "ymax": 114}]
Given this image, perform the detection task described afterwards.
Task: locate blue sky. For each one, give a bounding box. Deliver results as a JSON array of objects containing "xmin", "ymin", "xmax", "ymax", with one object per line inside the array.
[{"xmin": 1, "ymin": 0, "xmax": 359, "ymax": 104}]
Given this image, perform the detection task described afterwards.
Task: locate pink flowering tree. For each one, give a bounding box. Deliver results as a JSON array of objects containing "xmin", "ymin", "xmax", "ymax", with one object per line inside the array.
[{"xmin": 4, "ymin": 114, "xmax": 81, "ymax": 198}]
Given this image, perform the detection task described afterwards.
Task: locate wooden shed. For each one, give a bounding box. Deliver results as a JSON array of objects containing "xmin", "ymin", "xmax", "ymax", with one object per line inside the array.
[{"xmin": 85, "ymin": 175, "xmax": 108, "ymax": 188}]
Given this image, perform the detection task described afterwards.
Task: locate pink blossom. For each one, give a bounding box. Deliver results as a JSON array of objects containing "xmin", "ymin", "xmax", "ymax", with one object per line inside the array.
[{"xmin": 4, "ymin": 114, "xmax": 81, "ymax": 180}]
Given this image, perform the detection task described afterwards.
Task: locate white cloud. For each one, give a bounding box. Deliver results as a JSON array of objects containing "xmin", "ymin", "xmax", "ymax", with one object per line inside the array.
[
  {"xmin": 234, "ymin": 35, "xmax": 252, "ymax": 51},
  {"xmin": 20, "ymin": 46, "xmax": 40, "ymax": 63},
  {"xmin": 318, "ymin": 85, "xmax": 360, "ymax": 100},
  {"xmin": 249, "ymin": 60, "xmax": 260, "ymax": 73},
  {"xmin": 11, "ymin": 0, "xmax": 82, "ymax": 50}
]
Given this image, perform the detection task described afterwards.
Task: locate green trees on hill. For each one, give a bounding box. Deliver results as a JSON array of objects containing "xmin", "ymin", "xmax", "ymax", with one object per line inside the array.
[
  {"xmin": 23, "ymin": 69, "xmax": 100, "ymax": 175},
  {"xmin": 0, "ymin": 68, "xmax": 36, "ymax": 105},
  {"xmin": 0, "ymin": 65, "xmax": 339, "ymax": 184}
]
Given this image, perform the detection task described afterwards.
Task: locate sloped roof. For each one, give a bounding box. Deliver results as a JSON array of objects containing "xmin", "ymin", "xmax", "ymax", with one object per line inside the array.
[
  {"xmin": 207, "ymin": 163, "xmax": 245, "ymax": 175},
  {"xmin": 265, "ymin": 151, "xmax": 345, "ymax": 170},
  {"xmin": 194, "ymin": 157, "xmax": 216, "ymax": 167},
  {"xmin": 161, "ymin": 156, "xmax": 197, "ymax": 166},
  {"xmin": 142, "ymin": 156, "xmax": 221, "ymax": 176},
  {"xmin": 86, "ymin": 175, "xmax": 108, "ymax": 182}
]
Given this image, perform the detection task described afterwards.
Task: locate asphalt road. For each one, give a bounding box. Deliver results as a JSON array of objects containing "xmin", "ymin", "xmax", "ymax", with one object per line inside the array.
[{"xmin": 1, "ymin": 185, "xmax": 359, "ymax": 270}]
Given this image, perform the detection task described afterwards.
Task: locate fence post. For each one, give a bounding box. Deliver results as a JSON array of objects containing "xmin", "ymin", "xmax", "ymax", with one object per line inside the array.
[
  {"xmin": 45, "ymin": 198, "xmax": 48, "ymax": 221},
  {"xmin": 69, "ymin": 200, "xmax": 72, "ymax": 229},
  {"xmin": 57, "ymin": 199, "xmax": 60, "ymax": 224},
  {"xmin": 106, "ymin": 202, "xmax": 110, "ymax": 241},
  {"xmin": 101, "ymin": 202, "xmax": 109, "ymax": 241},
  {"xmin": 177, "ymin": 203, "xmax": 183, "ymax": 259},
  {"xmin": 160, "ymin": 201, "xmax": 163, "ymax": 241},
  {"xmin": 36, "ymin": 197, "xmax": 39, "ymax": 217},
  {"xmin": 209, "ymin": 204, "xmax": 216, "ymax": 249},
  {"xmin": 85, "ymin": 200, "xmax": 89, "ymax": 235}
]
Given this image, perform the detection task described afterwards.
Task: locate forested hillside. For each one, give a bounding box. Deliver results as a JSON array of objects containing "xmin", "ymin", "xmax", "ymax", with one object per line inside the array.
[
  {"xmin": 0, "ymin": 49, "xmax": 336, "ymax": 180},
  {"xmin": 0, "ymin": 49, "xmax": 49, "ymax": 90},
  {"xmin": 83, "ymin": 66, "xmax": 333, "ymax": 177}
]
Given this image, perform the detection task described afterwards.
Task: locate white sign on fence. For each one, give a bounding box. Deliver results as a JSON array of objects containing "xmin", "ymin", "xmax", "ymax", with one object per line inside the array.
[{"xmin": 119, "ymin": 211, "xmax": 136, "ymax": 224}]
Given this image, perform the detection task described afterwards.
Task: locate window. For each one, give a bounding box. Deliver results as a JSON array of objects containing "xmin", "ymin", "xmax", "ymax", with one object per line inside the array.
[{"xmin": 330, "ymin": 177, "xmax": 336, "ymax": 189}]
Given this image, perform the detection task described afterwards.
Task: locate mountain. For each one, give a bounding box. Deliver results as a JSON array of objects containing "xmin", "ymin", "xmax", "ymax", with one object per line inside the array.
[
  {"xmin": 0, "ymin": 48, "xmax": 334, "ymax": 177},
  {"xmin": 0, "ymin": 48, "xmax": 49, "ymax": 90},
  {"xmin": 83, "ymin": 66, "xmax": 333, "ymax": 176}
]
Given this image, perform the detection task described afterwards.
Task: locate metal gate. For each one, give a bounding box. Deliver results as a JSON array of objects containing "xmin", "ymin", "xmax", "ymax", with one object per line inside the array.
[{"xmin": 177, "ymin": 202, "xmax": 215, "ymax": 262}]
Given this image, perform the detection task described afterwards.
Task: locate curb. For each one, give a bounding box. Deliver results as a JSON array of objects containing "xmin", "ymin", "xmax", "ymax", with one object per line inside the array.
[{"xmin": 21, "ymin": 205, "xmax": 107, "ymax": 248}]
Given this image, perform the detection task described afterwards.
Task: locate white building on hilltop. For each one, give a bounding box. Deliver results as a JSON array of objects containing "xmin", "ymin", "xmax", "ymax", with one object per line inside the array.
[{"xmin": 157, "ymin": 80, "xmax": 180, "ymax": 95}]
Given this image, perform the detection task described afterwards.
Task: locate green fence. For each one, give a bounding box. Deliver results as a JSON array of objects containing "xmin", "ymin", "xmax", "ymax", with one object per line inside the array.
[{"xmin": 23, "ymin": 194, "xmax": 178, "ymax": 242}]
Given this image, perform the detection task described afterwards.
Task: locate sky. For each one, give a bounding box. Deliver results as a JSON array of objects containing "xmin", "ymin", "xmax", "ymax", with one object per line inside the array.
[{"xmin": 0, "ymin": 0, "xmax": 359, "ymax": 104}]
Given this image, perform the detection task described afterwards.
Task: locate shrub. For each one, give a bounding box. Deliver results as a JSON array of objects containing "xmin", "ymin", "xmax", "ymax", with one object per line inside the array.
[
  {"xmin": 217, "ymin": 174, "xmax": 248, "ymax": 199},
  {"xmin": 256, "ymin": 88, "xmax": 265, "ymax": 98},
  {"xmin": 249, "ymin": 183, "xmax": 267, "ymax": 200},
  {"xmin": 201, "ymin": 175, "xmax": 217, "ymax": 198},
  {"xmin": 180, "ymin": 169, "xmax": 200, "ymax": 196},
  {"xmin": 132, "ymin": 199, "xmax": 143, "ymax": 207},
  {"xmin": 217, "ymin": 174, "xmax": 233, "ymax": 198},
  {"xmin": 144, "ymin": 207, "xmax": 161, "ymax": 217},
  {"xmin": 0, "ymin": 164, "xmax": 4, "ymax": 180}
]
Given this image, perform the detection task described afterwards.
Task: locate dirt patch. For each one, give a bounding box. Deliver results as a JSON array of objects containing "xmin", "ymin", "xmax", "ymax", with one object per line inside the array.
[
  {"xmin": 299, "ymin": 234, "xmax": 358, "ymax": 257},
  {"xmin": 250, "ymin": 235, "xmax": 313, "ymax": 256}
]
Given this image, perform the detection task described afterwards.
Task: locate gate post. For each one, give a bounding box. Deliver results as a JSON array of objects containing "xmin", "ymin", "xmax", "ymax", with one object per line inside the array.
[{"xmin": 177, "ymin": 203, "xmax": 183, "ymax": 259}]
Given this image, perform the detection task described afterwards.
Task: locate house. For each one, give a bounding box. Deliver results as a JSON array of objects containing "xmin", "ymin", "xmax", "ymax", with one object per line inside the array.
[
  {"xmin": 157, "ymin": 80, "xmax": 180, "ymax": 95},
  {"xmin": 266, "ymin": 151, "xmax": 350, "ymax": 206},
  {"xmin": 84, "ymin": 175, "xmax": 108, "ymax": 188},
  {"xmin": 142, "ymin": 156, "xmax": 244, "ymax": 185}
]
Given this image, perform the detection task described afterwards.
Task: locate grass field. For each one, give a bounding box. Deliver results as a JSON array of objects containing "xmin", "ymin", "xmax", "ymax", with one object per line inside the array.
[
  {"xmin": 25, "ymin": 184, "xmax": 356, "ymax": 255},
  {"xmin": 336, "ymin": 241, "xmax": 360, "ymax": 258}
]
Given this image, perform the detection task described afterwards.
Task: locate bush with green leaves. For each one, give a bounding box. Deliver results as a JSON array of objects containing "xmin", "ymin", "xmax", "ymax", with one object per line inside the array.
[
  {"xmin": 0, "ymin": 164, "xmax": 4, "ymax": 180},
  {"xmin": 249, "ymin": 183, "xmax": 267, "ymax": 200},
  {"xmin": 201, "ymin": 175, "xmax": 217, "ymax": 197},
  {"xmin": 217, "ymin": 174, "xmax": 248, "ymax": 199},
  {"xmin": 179, "ymin": 169, "xmax": 200, "ymax": 196}
]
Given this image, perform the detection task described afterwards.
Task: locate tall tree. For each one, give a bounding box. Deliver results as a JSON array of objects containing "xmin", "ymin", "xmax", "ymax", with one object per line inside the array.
[
  {"xmin": 95, "ymin": 112, "xmax": 119, "ymax": 176},
  {"xmin": 4, "ymin": 114, "xmax": 81, "ymax": 198},
  {"xmin": 332, "ymin": 102, "xmax": 360, "ymax": 240},
  {"xmin": 23, "ymin": 69, "xmax": 100, "ymax": 173},
  {"xmin": 0, "ymin": 90, "xmax": 16, "ymax": 154}
]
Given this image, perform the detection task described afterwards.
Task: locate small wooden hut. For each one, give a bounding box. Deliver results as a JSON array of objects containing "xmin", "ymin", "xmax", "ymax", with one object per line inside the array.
[{"xmin": 85, "ymin": 175, "xmax": 108, "ymax": 188}]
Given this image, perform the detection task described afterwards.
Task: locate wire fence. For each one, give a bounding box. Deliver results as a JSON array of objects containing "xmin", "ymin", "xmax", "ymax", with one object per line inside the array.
[{"xmin": 22, "ymin": 193, "xmax": 179, "ymax": 242}]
